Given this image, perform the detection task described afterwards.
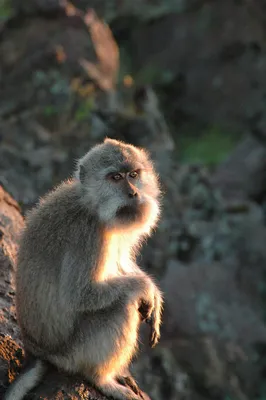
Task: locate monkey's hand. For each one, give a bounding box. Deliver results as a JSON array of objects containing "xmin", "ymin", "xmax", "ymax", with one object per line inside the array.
[
  {"xmin": 138, "ymin": 299, "xmax": 153, "ymax": 322},
  {"xmin": 146, "ymin": 290, "xmax": 163, "ymax": 348},
  {"xmin": 146, "ymin": 309, "xmax": 160, "ymax": 348}
]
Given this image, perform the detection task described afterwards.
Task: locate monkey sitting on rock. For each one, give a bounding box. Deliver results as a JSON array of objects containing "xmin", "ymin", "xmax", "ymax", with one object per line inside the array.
[{"xmin": 4, "ymin": 138, "xmax": 163, "ymax": 400}]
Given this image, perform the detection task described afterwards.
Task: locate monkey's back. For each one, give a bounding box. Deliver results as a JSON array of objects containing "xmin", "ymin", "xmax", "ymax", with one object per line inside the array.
[{"xmin": 15, "ymin": 180, "xmax": 100, "ymax": 352}]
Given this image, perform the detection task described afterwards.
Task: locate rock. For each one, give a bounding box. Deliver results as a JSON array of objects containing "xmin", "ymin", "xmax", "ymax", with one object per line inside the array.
[
  {"xmin": 127, "ymin": 0, "xmax": 266, "ymax": 134},
  {"xmin": 12, "ymin": 0, "xmax": 62, "ymax": 16},
  {"xmin": 11, "ymin": 0, "xmax": 201, "ymax": 20},
  {"xmin": 132, "ymin": 344, "xmax": 192, "ymax": 400},
  {"xmin": 92, "ymin": 85, "xmax": 175, "ymax": 175},
  {"xmin": 211, "ymin": 135, "xmax": 266, "ymax": 202},
  {"xmin": 159, "ymin": 256, "xmax": 265, "ymax": 399},
  {"xmin": 0, "ymin": 186, "xmax": 23, "ymax": 343}
]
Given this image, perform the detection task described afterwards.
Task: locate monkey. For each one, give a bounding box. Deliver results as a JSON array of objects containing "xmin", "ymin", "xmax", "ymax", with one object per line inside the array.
[{"xmin": 4, "ymin": 138, "xmax": 163, "ymax": 400}]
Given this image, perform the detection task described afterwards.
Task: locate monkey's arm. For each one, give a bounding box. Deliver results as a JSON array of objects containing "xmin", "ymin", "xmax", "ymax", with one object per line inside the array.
[
  {"xmin": 134, "ymin": 267, "xmax": 163, "ymax": 314},
  {"xmin": 147, "ymin": 288, "xmax": 163, "ymax": 347},
  {"xmin": 134, "ymin": 268, "xmax": 164, "ymax": 347},
  {"xmin": 59, "ymin": 252, "xmax": 153, "ymax": 313}
]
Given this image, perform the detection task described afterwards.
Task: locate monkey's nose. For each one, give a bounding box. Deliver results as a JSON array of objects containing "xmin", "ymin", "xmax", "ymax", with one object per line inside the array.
[{"xmin": 128, "ymin": 191, "xmax": 138, "ymax": 198}]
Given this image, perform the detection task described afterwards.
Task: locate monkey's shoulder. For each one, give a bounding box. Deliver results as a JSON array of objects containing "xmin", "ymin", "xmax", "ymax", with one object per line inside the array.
[
  {"xmin": 23, "ymin": 180, "xmax": 98, "ymax": 243},
  {"xmin": 27, "ymin": 180, "xmax": 81, "ymax": 220}
]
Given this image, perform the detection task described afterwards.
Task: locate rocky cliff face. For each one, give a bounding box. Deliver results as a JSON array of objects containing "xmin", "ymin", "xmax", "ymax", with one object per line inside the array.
[{"xmin": 3, "ymin": 0, "xmax": 266, "ymax": 139}]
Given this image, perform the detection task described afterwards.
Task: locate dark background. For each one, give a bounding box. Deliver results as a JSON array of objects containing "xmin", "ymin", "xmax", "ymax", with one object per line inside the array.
[{"xmin": 1, "ymin": 1, "xmax": 266, "ymax": 399}]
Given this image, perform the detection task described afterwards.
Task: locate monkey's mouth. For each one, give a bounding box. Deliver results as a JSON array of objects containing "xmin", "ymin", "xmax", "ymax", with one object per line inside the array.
[
  {"xmin": 116, "ymin": 203, "xmax": 147, "ymax": 221},
  {"xmin": 116, "ymin": 205, "xmax": 138, "ymax": 218}
]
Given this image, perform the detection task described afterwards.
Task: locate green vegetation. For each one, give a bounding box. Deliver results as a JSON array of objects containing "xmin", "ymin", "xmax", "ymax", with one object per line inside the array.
[
  {"xmin": 136, "ymin": 63, "xmax": 175, "ymax": 86},
  {"xmin": 257, "ymin": 382, "xmax": 266, "ymax": 400},
  {"xmin": 74, "ymin": 97, "xmax": 95, "ymax": 122},
  {"xmin": 178, "ymin": 126, "xmax": 241, "ymax": 166},
  {"xmin": 42, "ymin": 105, "xmax": 59, "ymax": 117},
  {"xmin": 33, "ymin": 68, "xmax": 95, "ymax": 122},
  {"xmin": 118, "ymin": 46, "xmax": 133, "ymax": 83},
  {"xmin": 0, "ymin": 0, "xmax": 13, "ymax": 20}
]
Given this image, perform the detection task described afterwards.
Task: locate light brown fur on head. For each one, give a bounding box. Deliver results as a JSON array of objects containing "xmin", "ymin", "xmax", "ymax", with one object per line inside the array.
[{"xmin": 76, "ymin": 138, "xmax": 161, "ymax": 236}]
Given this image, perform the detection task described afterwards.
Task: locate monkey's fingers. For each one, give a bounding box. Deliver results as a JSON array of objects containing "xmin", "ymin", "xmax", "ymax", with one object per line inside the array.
[
  {"xmin": 148, "ymin": 317, "xmax": 160, "ymax": 348},
  {"xmin": 149, "ymin": 327, "xmax": 160, "ymax": 348},
  {"xmin": 146, "ymin": 311, "xmax": 160, "ymax": 348}
]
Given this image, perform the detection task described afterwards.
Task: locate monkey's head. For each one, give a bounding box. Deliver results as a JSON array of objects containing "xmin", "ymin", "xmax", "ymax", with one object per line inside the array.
[{"xmin": 76, "ymin": 138, "xmax": 161, "ymax": 234}]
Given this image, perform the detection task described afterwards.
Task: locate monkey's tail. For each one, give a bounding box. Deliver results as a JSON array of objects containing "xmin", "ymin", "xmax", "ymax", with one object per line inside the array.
[{"xmin": 4, "ymin": 359, "xmax": 47, "ymax": 400}]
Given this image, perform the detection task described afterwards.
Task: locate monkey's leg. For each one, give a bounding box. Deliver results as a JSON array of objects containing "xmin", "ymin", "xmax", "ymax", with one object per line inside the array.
[{"xmin": 49, "ymin": 303, "xmax": 143, "ymax": 400}]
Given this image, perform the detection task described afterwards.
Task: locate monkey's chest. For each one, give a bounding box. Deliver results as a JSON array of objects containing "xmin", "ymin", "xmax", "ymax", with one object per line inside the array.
[
  {"xmin": 101, "ymin": 241, "xmax": 134, "ymax": 279},
  {"xmin": 101, "ymin": 259, "xmax": 135, "ymax": 280}
]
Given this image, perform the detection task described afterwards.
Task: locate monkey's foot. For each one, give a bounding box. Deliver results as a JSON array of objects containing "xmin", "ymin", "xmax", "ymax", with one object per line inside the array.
[
  {"xmin": 117, "ymin": 375, "xmax": 146, "ymax": 399},
  {"xmin": 95, "ymin": 377, "xmax": 141, "ymax": 400}
]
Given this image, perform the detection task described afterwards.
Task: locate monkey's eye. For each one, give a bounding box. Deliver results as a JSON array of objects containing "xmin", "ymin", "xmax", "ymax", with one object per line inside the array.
[
  {"xmin": 129, "ymin": 171, "xmax": 139, "ymax": 179},
  {"xmin": 112, "ymin": 173, "xmax": 123, "ymax": 181}
]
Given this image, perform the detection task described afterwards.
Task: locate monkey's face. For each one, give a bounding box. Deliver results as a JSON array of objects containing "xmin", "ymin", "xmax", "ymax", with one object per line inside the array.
[
  {"xmin": 100, "ymin": 165, "xmax": 160, "ymax": 233},
  {"xmin": 110, "ymin": 169, "xmax": 151, "ymax": 223},
  {"xmin": 78, "ymin": 139, "xmax": 161, "ymax": 234}
]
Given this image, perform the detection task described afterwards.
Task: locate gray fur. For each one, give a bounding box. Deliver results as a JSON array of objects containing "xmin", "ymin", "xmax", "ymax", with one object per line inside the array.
[{"xmin": 5, "ymin": 138, "xmax": 163, "ymax": 400}]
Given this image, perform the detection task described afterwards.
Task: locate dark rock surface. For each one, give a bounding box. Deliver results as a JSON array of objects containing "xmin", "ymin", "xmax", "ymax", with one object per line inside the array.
[{"xmin": 4, "ymin": 0, "xmax": 266, "ymax": 137}]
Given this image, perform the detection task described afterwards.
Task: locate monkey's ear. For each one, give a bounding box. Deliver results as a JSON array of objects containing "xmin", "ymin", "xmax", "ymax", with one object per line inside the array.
[{"xmin": 79, "ymin": 165, "xmax": 86, "ymax": 183}]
